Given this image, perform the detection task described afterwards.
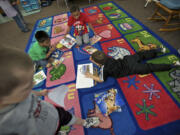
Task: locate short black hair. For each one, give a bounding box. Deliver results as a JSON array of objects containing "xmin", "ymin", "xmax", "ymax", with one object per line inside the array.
[
  {"xmin": 91, "ymin": 50, "xmax": 108, "ymax": 65},
  {"xmin": 35, "ymin": 31, "xmax": 49, "ymax": 43},
  {"xmin": 70, "ymin": 5, "xmax": 80, "ymax": 13},
  {"xmin": 0, "ymin": 46, "xmax": 33, "ymax": 97}
]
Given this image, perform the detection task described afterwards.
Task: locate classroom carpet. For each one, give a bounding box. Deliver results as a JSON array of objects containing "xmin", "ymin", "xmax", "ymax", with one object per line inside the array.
[{"xmin": 26, "ymin": 1, "xmax": 180, "ymax": 135}]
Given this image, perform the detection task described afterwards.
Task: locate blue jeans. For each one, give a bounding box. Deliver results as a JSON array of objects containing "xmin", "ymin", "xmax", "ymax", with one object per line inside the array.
[
  {"xmin": 34, "ymin": 59, "xmax": 48, "ymax": 69},
  {"xmin": 12, "ymin": 5, "xmax": 28, "ymax": 32}
]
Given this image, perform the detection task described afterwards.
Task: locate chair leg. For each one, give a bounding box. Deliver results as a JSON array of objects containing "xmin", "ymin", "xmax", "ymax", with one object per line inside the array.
[
  {"xmin": 159, "ymin": 27, "xmax": 180, "ymax": 32},
  {"xmin": 57, "ymin": 0, "xmax": 60, "ymax": 8},
  {"xmin": 144, "ymin": 0, "xmax": 151, "ymax": 8},
  {"xmin": 64, "ymin": 0, "xmax": 68, "ymax": 8},
  {"xmin": 164, "ymin": 14, "xmax": 172, "ymax": 25},
  {"xmin": 148, "ymin": 6, "xmax": 160, "ymax": 20}
]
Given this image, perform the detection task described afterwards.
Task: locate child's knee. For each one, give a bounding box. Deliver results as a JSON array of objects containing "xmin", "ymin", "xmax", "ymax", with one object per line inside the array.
[
  {"xmin": 76, "ymin": 40, "xmax": 82, "ymax": 46},
  {"xmin": 84, "ymin": 38, "xmax": 89, "ymax": 45},
  {"xmin": 83, "ymin": 35, "xmax": 89, "ymax": 44}
]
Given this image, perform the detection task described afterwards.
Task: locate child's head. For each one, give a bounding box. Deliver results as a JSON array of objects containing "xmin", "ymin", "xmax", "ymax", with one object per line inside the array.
[
  {"xmin": 70, "ymin": 5, "xmax": 80, "ymax": 19},
  {"xmin": 35, "ymin": 30, "xmax": 50, "ymax": 47},
  {"xmin": 90, "ymin": 50, "xmax": 107, "ymax": 66},
  {"xmin": 0, "ymin": 46, "xmax": 34, "ymax": 106}
]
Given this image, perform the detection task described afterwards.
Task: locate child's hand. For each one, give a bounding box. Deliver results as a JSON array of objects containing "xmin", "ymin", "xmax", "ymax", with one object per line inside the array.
[
  {"xmin": 51, "ymin": 42, "xmax": 58, "ymax": 48},
  {"xmin": 85, "ymin": 72, "xmax": 92, "ymax": 78},
  {"xmin": 50, "ymin": 46, "xmax": 56, "ymax": 51},
  {"xmin": 32, "ymin": 89, "xmax": 49, "ymax": 96},
  {"xmin": 39, "ymin": 89, "xmax": 49, "ymax": 96}
]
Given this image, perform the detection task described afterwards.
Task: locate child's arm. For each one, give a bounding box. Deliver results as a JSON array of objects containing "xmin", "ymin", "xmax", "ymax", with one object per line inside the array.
[
  {"xmin": 32, "ymin": 89, "xmax": 48, "ymax": 96},
  {"xmin": 88, "ymin": 23, "xmax": 96, "ymax": 35},
  {"xmin": 85, "ymin": 72, "xmax": 103, "ymax": 83},
  {"xmin": 46, "ymin": 47, "xmax": 56, "ymax": 58}
]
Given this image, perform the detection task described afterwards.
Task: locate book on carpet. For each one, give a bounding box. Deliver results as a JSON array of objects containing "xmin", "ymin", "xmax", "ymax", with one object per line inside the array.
[
  {"xmin": 82, "ymin": 45, "xmax": 98, "ymax": 54},
  {"xmin": 51, "ymin": 49, "xmax": 64, "ymax": 59},
  {"xmin": 94, "ymin": 88, "xmax": 124, "ymax": 116},
  {"xmin": 90, "ymin": 35, "xmax": 102, "ymax": 45},
  {"xmin": 76, "ymin": 63, "xmax": 94, "ymax": 89},
  {"xmin": 33, "ymin": 70, "xmax": 47, "ymax": 85},
  {"xmin": 59, "ymin": 34, "xmax": 76, "ymax": 49}
]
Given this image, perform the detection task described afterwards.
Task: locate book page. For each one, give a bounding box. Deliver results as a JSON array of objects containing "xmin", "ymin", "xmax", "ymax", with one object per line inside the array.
[{"xmin": 76, "ymin": 63, "xmax": 94, "ymax": 89}]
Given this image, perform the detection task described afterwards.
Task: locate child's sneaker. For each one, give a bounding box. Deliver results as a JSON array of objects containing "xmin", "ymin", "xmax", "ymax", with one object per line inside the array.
[
  {"xmin": 174, "ymin": 61, "xmax": 180, "ymax": 66},
  {"xmin": 160, "ymin": 45, "xmax": 166, "ymax": 53},
  {"xmin": 178, "ymin": 49, "xmax": 180, "ymax": 55},
  {"xmin": 83, "ymin": 117, "xmax": 100, "ymax": 128}
]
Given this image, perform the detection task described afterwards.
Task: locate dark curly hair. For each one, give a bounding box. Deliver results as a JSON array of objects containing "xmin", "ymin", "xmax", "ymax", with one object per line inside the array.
[{"xmin": 91, "ymin": 50, "xmax": 108, "ymax": 65}]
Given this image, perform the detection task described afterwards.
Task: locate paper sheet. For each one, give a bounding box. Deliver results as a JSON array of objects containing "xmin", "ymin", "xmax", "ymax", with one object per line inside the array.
[
  {"xmin": 76, "ymin": 63, "xmax": 94, "ymax": 89},
  {"xmin": 47, "ymin": 85, "xmax": 69, "ymax": 107}
]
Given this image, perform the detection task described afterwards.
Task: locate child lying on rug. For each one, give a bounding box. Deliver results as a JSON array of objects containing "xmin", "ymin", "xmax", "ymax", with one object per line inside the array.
[
  {"xmin": 85, "ymin": 48, "xmax": 180, "ymax": 82},
  {"xmin": 65, "ymin": 5, "xmax": 96, "ymax": 48},
  {"xmin": 28, "ymin": 30, "xmax": 55, "ymax": 69},
  {"xmin": 0, "ymin": 46, "xmax": 99, "ymax": 135}
]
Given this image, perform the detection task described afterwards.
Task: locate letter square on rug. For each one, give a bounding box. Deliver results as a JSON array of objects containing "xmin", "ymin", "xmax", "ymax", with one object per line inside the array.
[
  {"xmin": 46, "ymin": 51, "xmax": 75, "ymax": 88},
  {"xmin": 84, "ymin": 6, "xmax": 101, "ymax": 16}
]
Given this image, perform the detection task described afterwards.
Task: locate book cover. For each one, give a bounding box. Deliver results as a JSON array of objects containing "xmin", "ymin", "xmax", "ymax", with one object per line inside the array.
[
  {"xmin": 90, "ymin": 35, "xmax": 102, "ymax": 45},
  {"xmin": 94, "ymin": 88, "xmax": 124, "ymax": 116},
  {"xmin": 51, "ymin": 49, "xmax": 64, "ymax": 59},
  {"xmin": 82, "ymin": 45, "xmax": 98, "ymax": 54},
  {"xmin": 59, "ymin": 34, "xmax": 76, "ymax": 49},
  {"xmin": 33, "ymin": 70, "xmax": 47, "ymax": 85}
]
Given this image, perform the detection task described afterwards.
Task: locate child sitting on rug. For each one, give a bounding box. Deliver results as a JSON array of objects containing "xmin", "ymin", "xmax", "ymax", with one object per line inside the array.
[
  {"xmin": 28, "ymin": 30, "xmax": 55, "ymax": 69},
  {"xmin": 0, "ymin": 46, "xmax": 100, "ymax": 135},
  {"xmin": 65, "ymin": 5, "xmax": 96, "ymax": 48},
  {"xmin": 85, "ymin": 48, "xmax": 180, "ymax": 82}
]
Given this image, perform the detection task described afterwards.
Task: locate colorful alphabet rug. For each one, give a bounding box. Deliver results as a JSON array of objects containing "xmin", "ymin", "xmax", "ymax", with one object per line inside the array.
[{"xmin": 26, "ymin": 1, "xmax": 180, "ymax": 135}]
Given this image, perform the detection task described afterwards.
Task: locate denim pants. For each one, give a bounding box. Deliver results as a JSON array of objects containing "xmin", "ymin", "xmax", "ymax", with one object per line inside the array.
[
  {"xmin": 34, "ymin": 59, "xmax": 48, "ymax": 69},
  {"xmin": 12, "ymin": 5, "xmax": 28, "ymax": 31}
]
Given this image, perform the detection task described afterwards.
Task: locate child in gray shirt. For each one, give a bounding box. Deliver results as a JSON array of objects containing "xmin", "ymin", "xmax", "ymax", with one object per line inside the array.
[{"xmin": 0, "ymin": 46, "xmax": 99, "ymax": 135}]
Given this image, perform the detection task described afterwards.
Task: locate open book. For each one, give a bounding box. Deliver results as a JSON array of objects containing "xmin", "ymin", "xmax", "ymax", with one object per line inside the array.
[
  {"xmin": 82, "ymin": 45, "xmax": 98, "ymax": 54},
  {"xmin": 59, "ymin": 34, "xmax": 76, "ymax": 49},
  {"xmin": 33, "ymin": 70, "xmax": 46, "ymax": 85},
  {"xmin": 90, "ymin": 35, "xmax": 102, "ymax": 45},
  {"xmin": 76, "ymin": 63, "xmax": 94, "ymax": 89}
]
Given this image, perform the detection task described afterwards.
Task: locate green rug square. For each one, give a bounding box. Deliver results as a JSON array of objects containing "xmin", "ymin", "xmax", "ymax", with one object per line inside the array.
[
  {"xmin": 112, "ymin": 18, "xmax": 143, "ymax": 34},
  {"xmin": 124, "ymin": 30, "xmax": 170, "ymax": 53},
  {"xmin": 99, "ymin": 2, "xmax": 118, "ymax": 12},
  {"xmin": 104, "ymin": 9, "xmax": 128, "ymax": 21}
]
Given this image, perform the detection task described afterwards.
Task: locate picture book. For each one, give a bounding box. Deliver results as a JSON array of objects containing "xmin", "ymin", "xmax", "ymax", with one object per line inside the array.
[
  {"xmin": 90, "ymin": 35, "xmax": 102, "ymax": 45},
  {"xmin": 51, "ymin": 49, "xmax": 64, "ymax": 59},
  {"xmin": 94, "ymin": 88, "xmax": 124, "ymax": 116},
  {"xmin": 76, "ymin": 63, "xmax": 94, "ymax": 89},
  {"xmin": 82, "ymin": 45, "xmax": 98, "ymax": 54},
  {"xmin": 59, "ymin": 34, "xmax": 76, "ymax": 49},
  {"xmin": 33, "ymin": 70, "xmax": 47, "ymax": 85}
]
